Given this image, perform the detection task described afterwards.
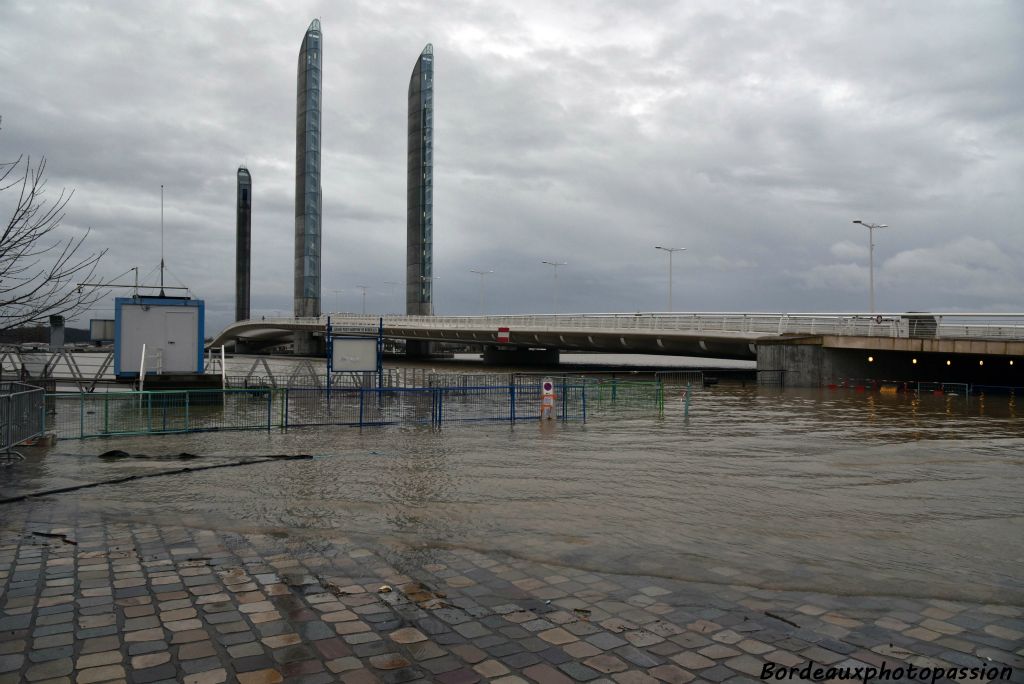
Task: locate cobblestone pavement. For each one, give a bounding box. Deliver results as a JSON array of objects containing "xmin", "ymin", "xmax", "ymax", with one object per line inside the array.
[{"xmin": 1, "ymin": 500, "xmax": 1022, "ymax": 684}]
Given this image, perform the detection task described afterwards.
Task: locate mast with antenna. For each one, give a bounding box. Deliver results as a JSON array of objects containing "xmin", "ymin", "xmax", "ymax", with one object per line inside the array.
[{"xmin": 160, "ymin": 184, "xmax": 165, "ymax": 297}]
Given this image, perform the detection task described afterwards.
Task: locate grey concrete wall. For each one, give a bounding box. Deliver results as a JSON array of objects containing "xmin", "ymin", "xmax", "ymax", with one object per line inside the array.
[
  {"xmin": 758, "ymin": 344, "xmax": 819, "ymax": 387},
  {"xmin": 757, "ymin": 343, "xmax": 865, "ymax": 387},
  {"xmin": 293, "ymin": 331, "xmax": 322, "ymax": 356},
  {"xmin": 755, "ymin": 341, "xmax": 1022, "ymax": 388}
]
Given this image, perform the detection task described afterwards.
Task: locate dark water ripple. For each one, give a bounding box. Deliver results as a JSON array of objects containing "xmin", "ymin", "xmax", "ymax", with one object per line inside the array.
[{"xmin": 7, "ymin": 386, "xmax": 1022, "ymax": 604}]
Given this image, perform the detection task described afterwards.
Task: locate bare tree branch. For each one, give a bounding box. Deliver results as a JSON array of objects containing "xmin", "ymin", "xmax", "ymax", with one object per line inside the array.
[{"xmin": 0, "ymin": 139, "xmax": 107, "ymax": 331}]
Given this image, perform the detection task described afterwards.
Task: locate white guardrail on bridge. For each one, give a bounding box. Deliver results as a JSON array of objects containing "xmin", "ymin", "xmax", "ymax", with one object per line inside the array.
[{"xmin": 242, "ymin": 312, "xmax": 1024, "ymax": 341}]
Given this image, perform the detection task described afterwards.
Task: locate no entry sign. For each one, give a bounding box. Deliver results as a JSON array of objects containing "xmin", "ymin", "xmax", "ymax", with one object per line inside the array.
[{"xmin": 497, "ymin": 327, "xmax": 510, "ymax": 344}]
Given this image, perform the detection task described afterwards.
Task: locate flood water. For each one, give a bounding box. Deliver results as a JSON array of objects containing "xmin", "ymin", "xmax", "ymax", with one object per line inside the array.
[{"xmin": 12, "ymin": 382, "xmax": 1022, "ymax": 606}]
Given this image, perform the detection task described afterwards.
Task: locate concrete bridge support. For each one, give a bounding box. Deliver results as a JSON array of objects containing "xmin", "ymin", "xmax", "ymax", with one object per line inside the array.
[
  {"xmin": 758, "ymin": 338, "xmax": 1023, "ymax": 387},
  {"xmin": 757, "ymin": 342, "xmax": 867, "ymax": 387},
  {"xmin": 233, "ymin": 338, "xmax": 254, "ymax": 355},
  {"xmin": 405, "ymin": 340, "xmax": 433, "ymax": 359},
  {"xmin": 482, "ymin": 346, "xmax": 559, "ymax": 366},
  {"xmin": 293, "ymin": 331, "xmax": 322, "ymax": 357}
]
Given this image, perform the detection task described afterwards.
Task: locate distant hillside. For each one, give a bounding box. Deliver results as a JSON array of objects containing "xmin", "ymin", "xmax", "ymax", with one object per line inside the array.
[{"xmin": 0, "ymin": 326, "xmax": 92, "ymax": 345}]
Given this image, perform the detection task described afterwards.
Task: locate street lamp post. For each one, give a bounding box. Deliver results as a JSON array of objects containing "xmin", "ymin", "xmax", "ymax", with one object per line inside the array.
[
  {"xmin": 852, "ymin": 220, "xmax": 888, "ymax": 313},
  {"xmin": 468, "ymin": 269, "xmax": 494, "ymax": 315},
  {"xmin": 330, "ymin": 289, "xmax": 342, "ymax": 313},
  {"xmin": 383, "ymin": 281, "xmax": 399, "ymax": 314},
  {"xmin": 356, "ymin": 285, "xmax": 368, "ymax": 315},
  {"xmin": 541, "ymin": 260, "xmax": 567, "ymax": 314},
  {"xmin": 654, "ymin": 246, "xmax": 686, "ymax": 311}
]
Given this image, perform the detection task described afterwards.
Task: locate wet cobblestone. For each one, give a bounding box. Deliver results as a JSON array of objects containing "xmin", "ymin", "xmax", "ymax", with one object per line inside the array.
[{"xmin": 1, "ymin": 500, "xmax": 1023, "ymax": 684}]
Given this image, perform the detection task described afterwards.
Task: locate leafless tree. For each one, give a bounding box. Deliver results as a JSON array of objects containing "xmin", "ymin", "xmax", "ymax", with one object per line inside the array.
[{"xmin": 1, "ymin": 131, "xmax": 107, "ymax": 331}]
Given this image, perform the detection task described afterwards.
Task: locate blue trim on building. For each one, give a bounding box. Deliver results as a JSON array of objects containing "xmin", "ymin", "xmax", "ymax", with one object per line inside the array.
[
  {"xmin": 195, "ymin": 299, "xmax": 205, "ymax": 373},
  {"xmin": 113, "ymin": 298, "xmax": 124, "ymax": 377}
]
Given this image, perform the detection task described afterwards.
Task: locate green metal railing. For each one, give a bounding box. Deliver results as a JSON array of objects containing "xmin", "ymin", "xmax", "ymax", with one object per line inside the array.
[
  {"xmin": 46, "ymin": 380, "xmax": 666, "ymax": 440},
  {"xmin": 47, "ymin": 389, "xmax": 279, "ymax": 438},
  {"xmin": 586, "ymin": 379, "xmax": 665, "ymax": 414}
]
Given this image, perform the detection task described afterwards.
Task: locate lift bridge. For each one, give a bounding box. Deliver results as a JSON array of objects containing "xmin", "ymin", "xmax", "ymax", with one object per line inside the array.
[
  {"xmin": 210, "ymin": 311, "xmax": 1022, "ymax": 356},
  {"xmin": 208, "ymin": 311, "xmax": 1024, "ymax": 387},
  {"xmin": 9, "ymin": 312, "xmax": 1022, "ymax": 390}
]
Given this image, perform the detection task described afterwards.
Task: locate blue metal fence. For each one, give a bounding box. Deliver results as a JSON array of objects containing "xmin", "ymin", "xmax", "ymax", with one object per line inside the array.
[{"xmin": 46, "ymin": 380, "xmax": 667, "ymax": 439}]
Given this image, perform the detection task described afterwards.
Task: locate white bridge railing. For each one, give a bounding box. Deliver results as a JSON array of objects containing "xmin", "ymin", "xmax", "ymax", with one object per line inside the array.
[{"xmin": 235, "ymin": 312, "xmax": 1024, "ymax": 341}]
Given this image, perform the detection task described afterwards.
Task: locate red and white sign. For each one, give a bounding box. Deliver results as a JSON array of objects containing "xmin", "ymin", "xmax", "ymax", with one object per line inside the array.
[
  {"xmin": 540, "ymin": 377, "xmax": 556, "ymax": 420},
  {"xmin": 497, "ymin": 327, "xmax": 510, "ymax": 344}
]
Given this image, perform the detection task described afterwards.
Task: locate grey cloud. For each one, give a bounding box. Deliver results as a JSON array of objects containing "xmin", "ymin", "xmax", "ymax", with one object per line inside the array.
[
  {"xmin": 881, "ymin": 238, "xmax": 1023, "ymax": 303},
  {"xmin": 1, "ymin": 0, "xmax": 1020, "ymax": 333},
  {"xmin": 830, "ymin": 241, "xmax": 867, "ymax": 261}
]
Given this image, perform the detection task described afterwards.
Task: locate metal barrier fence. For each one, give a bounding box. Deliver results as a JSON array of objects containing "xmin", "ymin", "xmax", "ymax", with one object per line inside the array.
[
  {"xmin": 225, "ymin": 367, "xmax": 449, "ymax": 390},
  {"xmin": 47, "ymin": 389, "xmax": 280, "ymax": 438},
  {"xmin": 828, "ymin": 379, "xmax": 973, "ymax": 396},
  {"xmin": 1, "ymin": 382, "xmax": 46, "ymax": 463},
  {"xmin": 231, "ymin": 369, "xmax": 685, "ymax": 391},
  {"xmin": 653, "ymin": 370, "xmax": 705, "ymax": 385},
  {"xmin": 914, "ymin": 382, "xmax": 970, "ymax": 396},
  {"xmin": 757, "ymin": 370, "xmax": 786, "ymax": 387},
  {"xmin": 828, "ymin": 379, "xmax": 1024, "ymax": 397},
  {"xmin": 46, "ymin": 380, "xmax": 665, "ymax": 439},
  {"xmin": 971, "ymin": 384, "xmax": 1024, "ymax": 396}
]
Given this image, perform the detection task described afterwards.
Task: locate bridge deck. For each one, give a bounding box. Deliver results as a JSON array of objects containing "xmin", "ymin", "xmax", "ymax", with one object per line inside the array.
[{"xmin": 211, "ymin": 312, "xmax": 1024, "ymax": 360}]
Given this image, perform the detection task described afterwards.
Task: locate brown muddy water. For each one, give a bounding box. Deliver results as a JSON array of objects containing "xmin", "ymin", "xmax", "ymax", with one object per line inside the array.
[{"xmin": 4, "ymin": 385, "xmax": 1022, "ymax": 605}]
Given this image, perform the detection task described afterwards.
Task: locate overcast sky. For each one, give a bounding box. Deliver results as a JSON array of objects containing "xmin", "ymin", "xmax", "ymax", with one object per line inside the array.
[{"xmin": 1, "ymin": 0, "xmax": 1021, "ymax": 332}]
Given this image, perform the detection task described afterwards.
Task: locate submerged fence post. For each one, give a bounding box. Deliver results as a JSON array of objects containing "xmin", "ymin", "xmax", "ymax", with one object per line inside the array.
[
  {"xmin": 509, "ymin": 382, "xmax": 516, "ymax": 424},
  {"xmin": 39, "ymin": 391, "xmax": 45, "ymax": 441},
  {"xmin": 561, "ymin": 380, "xmax": 567, "ymax": 422},
  {"xmin": 266, "ymin": 389, "xmax": 272, "ymax": 431},
  {"xmin": 684, "ymin": 383, "xmax": 691, "ymax": 418},
  {"xmin": 582, "ymin": 385, "xmax": 587, "ymax": 423},
  {"xmin": 79, "ymin": 393, "xmax": 84, "ymax": 438},
  {"xmin": 358, "ymin": 388, "xmax": 365, "ymax": 427},
  {"xmin": 103, "ymin": 393, "xmax": 109, "ymax": 434},
  {"xmin": 657, "ymin": 381, "xmax": 665, "ymax": 417},
  {"xmin": 185, "ymin": 391, "xmax": 190, "ymax": 432}
]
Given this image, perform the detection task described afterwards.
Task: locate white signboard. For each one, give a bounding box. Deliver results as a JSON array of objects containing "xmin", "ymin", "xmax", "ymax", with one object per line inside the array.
[{"xmin": 331, "ymin": 337, "xmax": 378, "ymax": 372}]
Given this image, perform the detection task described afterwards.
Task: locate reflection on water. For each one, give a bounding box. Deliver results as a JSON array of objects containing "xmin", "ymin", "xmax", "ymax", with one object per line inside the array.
[{"xmin": 10, "ymin": 385, "xmax": 1024, "ymax": 604}]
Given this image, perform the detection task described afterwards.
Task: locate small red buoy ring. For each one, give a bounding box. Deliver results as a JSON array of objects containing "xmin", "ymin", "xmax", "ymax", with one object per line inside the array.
[{"xmin": 875, "ymin": 315, "xmax": 883, "ymax": 324}]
